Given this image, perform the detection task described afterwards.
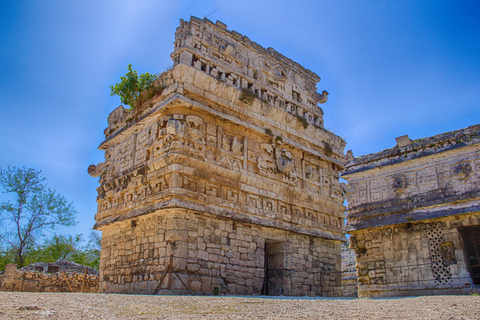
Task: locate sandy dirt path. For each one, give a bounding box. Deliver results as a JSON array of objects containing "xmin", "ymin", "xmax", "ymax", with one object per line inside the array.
[{"xmin": 0, "ymin": 292, "xmax": 479, "ymax": 319}]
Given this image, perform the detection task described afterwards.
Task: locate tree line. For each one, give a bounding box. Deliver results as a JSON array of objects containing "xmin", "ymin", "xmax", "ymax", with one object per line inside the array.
[{"xmin": 0, "ymin": 166, "xmax": 100, "ymax": 271}]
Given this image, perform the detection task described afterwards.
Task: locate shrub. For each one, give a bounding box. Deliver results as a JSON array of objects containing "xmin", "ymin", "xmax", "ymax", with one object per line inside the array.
[
  {"xmin": 239, "ymin": 88, "xmax": 256, "ymax": 105},
  {"xmin": 325, "ymin": 143, "xmax": 333, "ymax": 156},
  {"xmin": 295, "ymin": 114, "xmax": 309, "ymax": 129},
  {"xmin": 110, "ymin": 64, "xmax": 157, "ymax": 109}
]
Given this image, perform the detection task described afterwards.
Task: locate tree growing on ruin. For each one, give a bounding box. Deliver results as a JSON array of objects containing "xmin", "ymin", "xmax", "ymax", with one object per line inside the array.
[
  {"xmin": 0, "ymin": 166, "xmax": 77, "ymax": 267},
  {"xmin": 109, "ymin": 64, "xmax": 157, "ymax": 109}
]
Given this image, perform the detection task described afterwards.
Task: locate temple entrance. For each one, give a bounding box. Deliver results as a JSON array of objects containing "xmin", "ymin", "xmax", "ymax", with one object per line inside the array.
[
  {"xmin": 262, "ymin": 241, "xmax": 285, "ymax": 296},
  {"xmin": 459, "ymin": 226, "xmax": 480, "ymax": 285}
]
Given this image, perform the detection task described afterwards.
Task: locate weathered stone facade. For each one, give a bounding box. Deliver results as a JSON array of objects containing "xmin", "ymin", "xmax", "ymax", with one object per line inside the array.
[
  {"xmin": 343, "ymin": 124, "xmax": 480, "ymax": 297},
  {"xmin": 90, "ymin": 17, "xmax": 346, "ymax": 296}
]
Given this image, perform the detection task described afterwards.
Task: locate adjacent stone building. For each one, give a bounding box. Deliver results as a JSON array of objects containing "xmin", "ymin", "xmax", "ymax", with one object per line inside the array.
[
  {"xmin": 89, "ymin": 17, "xmax": 346, "ymax": 296},
  {"xmin": 343, "ymin": 124, "xmax": 480, "ymax": 297}
]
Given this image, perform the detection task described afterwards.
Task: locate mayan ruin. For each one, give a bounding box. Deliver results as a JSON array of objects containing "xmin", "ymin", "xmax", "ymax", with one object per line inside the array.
[
  {"xmin": 2, "ymin": 2, "xmax": 480, "ymax": 319},
  {"xmin": 88, "ymin": 16, "xmax": 347, "ymax": 296},
  {"xmin": 343, "ymin": 124, "xmax": 480, "ymax": 297}
]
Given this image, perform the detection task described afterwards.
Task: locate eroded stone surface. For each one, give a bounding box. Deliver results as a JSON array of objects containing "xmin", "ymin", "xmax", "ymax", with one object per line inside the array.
[
  {"xmin": 343, "ymin": 124, "xmax": 480, "ymax": 297},
  {"xmin": 90, "ymin": 16, "xmax": 346, "ymax": 296}
]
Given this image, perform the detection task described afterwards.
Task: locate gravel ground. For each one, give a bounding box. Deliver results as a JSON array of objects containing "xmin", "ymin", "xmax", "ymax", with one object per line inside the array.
[{"xmin": 0, "ymin": 292, "xmax": 479, "ymax": 319}]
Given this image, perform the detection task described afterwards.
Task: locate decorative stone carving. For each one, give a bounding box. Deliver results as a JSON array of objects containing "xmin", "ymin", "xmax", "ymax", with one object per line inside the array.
[
  {"xmin": 453, "ymin": 163, "xmax": 472, "ymax": 179},
  {"xmin": 108, "ymin": 106, "xmax": 126, "ymax": 127},
  {"xmin": 273, "ymin": 65, "xmax": 287, "ymax": 81},
  {"xmin": 275, "ymin": 148, "xmax": 294, "ymax": 173},
  {"xmin": 88, "ymin": 162, "xmax": 106, "ymax": 177},
  {"xmin": 392, "ymin": 176, "xmax": 408, "ymax": 193},
  {"xmin": 185, "ymin": 115, "xmax": 205, "ymax": 151},
  {"xmin": 313, "ymin": 90, "xmax": 329, "ymax": 104},
  {"xmin": 231, "ymin": 137, "xmax": 243, "ymax": 155}
]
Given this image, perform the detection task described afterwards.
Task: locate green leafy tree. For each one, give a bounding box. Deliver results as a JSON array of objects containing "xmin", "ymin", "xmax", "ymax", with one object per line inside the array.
[
  {"xmin": 0, "ymin": 233, "xmax": 101, "ymax": 271},
  {"xmin": 70, "ymin": 233, "xmax": 100, "ymax": 270},
  {"xmin": 27, "ymin": 234, "xmax": 81, "ymax": 263},
  {"xmin": 0, "ymin": 246, "xmax": 16, "ymax": 271},
  {"xmin": 28, "ymin": 233, "xmax": 100, "ymax": 270},
  {"xmin": 0, "ymin": 166, "xmax": 77, "ymax": 267},
  {"xmin": 109, "ymin": 64, "xmax": 157, "ymax": 109}
]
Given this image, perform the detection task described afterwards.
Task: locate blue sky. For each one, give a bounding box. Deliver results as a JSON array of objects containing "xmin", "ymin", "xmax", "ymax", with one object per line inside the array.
[{"xmin": 1, "ymin": 1, "xmax": 479, "ymax": 238}]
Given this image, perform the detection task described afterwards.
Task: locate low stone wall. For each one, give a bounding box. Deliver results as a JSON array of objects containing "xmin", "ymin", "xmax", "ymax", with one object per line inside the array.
[{"xmin": 0, "ymin": 264, "xmax": 98, "ymax": 293}]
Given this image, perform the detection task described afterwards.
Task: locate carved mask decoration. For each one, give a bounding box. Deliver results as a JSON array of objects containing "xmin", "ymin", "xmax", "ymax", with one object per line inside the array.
[
  {"xmin": 275, "ymin": 148, "xmax": 294, "ymax": 173},
  {"xmin": 166, "ymin": 119, "xmax": 183, "ymax": 136},
  {"xmin": 392, "ymin": 176, "xmax": 408, "ymax": 193},
  {"xmin": 453, "ymin": 163, "xmax": 472, "ymax": 179},
  {"xmin": 273, "ymin": 65, "xmax": 287, "ymax": 81}
]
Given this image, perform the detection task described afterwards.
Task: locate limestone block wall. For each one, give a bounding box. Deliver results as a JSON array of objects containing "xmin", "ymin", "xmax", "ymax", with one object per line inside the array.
[
  {"xmin": 99, "ymin": 209, "xmax": 342, "ymax": 296},
  {"xmin": 0, "ymin": 264, "xmax": 98, "ymax": 293}
]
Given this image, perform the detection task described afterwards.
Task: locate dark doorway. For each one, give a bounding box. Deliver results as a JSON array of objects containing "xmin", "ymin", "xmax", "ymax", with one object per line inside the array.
[
  {"xmin": 261, "ymin": 241, "xmax": 284, "ymax": 295},
  {"xmin": 459, "ymin": 226, "xmax": 480, "ymax": 285}
]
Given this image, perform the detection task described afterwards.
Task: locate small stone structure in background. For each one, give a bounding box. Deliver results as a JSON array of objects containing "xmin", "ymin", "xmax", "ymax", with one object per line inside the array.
[
  {"xmin": 343, "ymin": 124, "xmax": 480, "ymax": 297},
  {"xmin": 0, "ymin": 261, "xmax": 99, "ymax": 293},
  {"xmin": 89, "ymin": 16, "xmax": 346, "ymax": 296},
  {"xmin": 341, "ymin": 242, "xmax": 358, "ymax": 297}
]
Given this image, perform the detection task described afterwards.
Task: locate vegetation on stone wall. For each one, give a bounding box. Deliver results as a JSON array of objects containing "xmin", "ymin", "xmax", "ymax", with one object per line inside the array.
[
  {"xmin": 109, "ymin": 64, "xmax": 157, "ymax": 109},
  {"xmin": 325, "ymin": 143, "xmax": 333, "ymax": 156},
  {"xmin": 239, "ymin": 88, "xmax": 256, "ymax": 104},
  {"xmin": 295, "ymin": 114, "xmax": 309, "ymax": 129}
]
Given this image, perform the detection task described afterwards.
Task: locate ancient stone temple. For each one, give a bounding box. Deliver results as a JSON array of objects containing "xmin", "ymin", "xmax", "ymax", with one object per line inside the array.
[
  {"xmin": 89, "ymin": 16, "xmax": 346, "ymax": 296},
  {"xmin": 343, "ymin": 124, "xmax": 480, "ymax": 297}
]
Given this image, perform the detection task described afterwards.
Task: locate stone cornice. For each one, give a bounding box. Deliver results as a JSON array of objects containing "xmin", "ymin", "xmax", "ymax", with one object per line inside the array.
[
  {"xmin": 94, "ymin": 196, "xmax": 346, "ymax": 242},
  {"xmin": 344, "ymin": 123, "xmax": 480, "ymax": 176}
]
